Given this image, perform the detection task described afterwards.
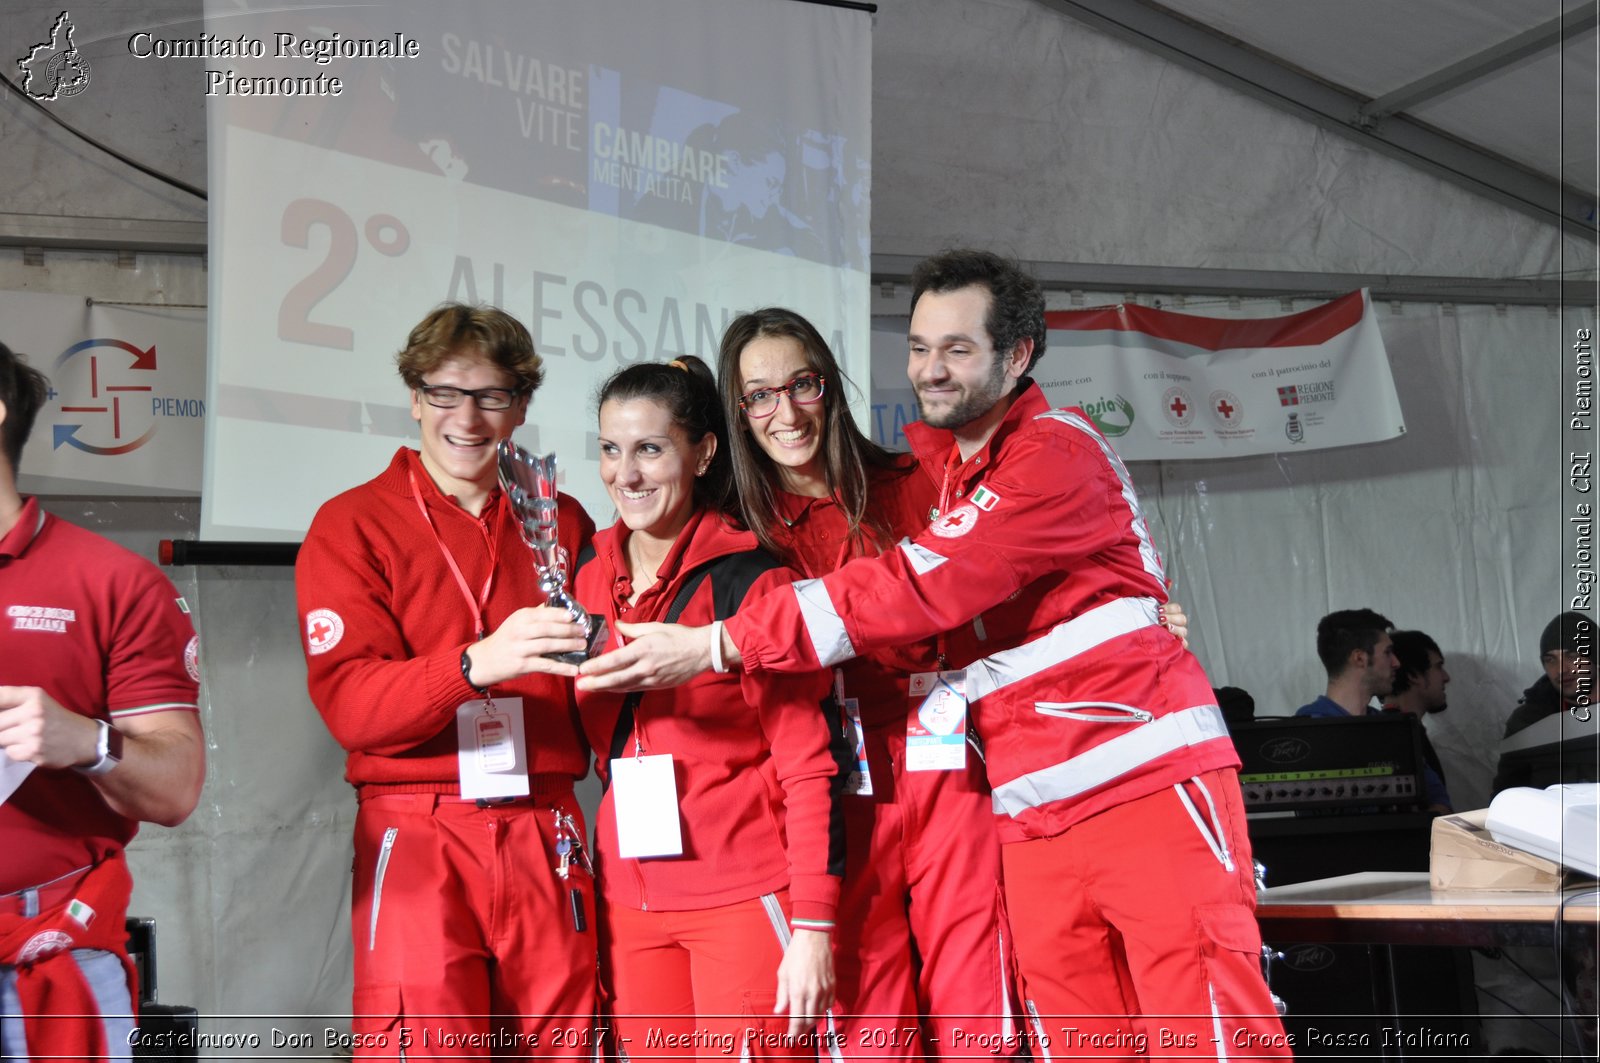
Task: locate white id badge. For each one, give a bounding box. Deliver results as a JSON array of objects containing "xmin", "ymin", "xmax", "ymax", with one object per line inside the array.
[
  {"xmin": 455, "ymin": 698, "xmax": 530, "ymax": 799},
  {"xmin": 610, "ymin": 753, "xmax": 684, "ymax": 858},
  {"xmin": 841, "ymin": 698, "xmax": 874, "ymax": 796},
  {"xmin": 906, "ymin": 670, "xmax": 968, "ymax": 771}
]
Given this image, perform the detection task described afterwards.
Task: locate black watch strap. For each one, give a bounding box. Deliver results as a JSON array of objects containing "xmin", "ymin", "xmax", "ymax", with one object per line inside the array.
[{"xmin": 461, "ymin": 648, "xmax": 488, "ymax": 697}]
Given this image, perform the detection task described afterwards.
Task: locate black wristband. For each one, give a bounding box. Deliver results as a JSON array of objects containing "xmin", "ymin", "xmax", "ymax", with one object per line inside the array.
[{"xmin": 461, "ymin": 648, "xmax": 488, "ymax": 696}]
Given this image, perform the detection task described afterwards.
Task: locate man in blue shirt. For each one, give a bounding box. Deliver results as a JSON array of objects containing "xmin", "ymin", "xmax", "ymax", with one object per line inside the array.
[{"xmin": 1296, "ymin": 608, "xmax": 1397, "ymax": 717}]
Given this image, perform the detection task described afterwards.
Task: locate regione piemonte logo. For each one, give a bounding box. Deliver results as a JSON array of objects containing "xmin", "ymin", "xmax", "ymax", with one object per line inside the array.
[{"xmin": 18, "ymin": 12, "xmax": 92, "ymax": 101}]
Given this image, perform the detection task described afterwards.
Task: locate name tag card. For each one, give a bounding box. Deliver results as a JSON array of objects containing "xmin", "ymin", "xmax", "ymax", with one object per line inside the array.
[
  {"xmin": 610, "ymin": 753, "xmax": 684, "ymax": 858},
  {"xmin": 455, "ymin": 698, "xmax": 530, "ymax": 800},
  {"xmin": 906, "ymin": 670, "xmax": 968, "ymax": 772},
  {"xmin": 841, "ymin": 697, "xmax": 874, "ymax": 796}
]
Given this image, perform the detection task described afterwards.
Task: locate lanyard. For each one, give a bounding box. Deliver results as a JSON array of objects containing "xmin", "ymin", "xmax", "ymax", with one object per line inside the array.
[
  {"xmin": 408, "ymin": 469, "xmax": 499, "ymax": 640},
  {"xmin": 937, "ymin": 442, "xmax": 969, "ymax": 517},
  {"xmin": 933, "ymin": 443, "xmax": 975, "ymax": 670}
]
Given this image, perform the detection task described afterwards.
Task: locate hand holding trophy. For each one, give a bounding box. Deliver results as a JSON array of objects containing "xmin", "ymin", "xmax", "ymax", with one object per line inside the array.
[{"xmin": 496, "ymin": 441, "xmax": 609, "ymax": 664}]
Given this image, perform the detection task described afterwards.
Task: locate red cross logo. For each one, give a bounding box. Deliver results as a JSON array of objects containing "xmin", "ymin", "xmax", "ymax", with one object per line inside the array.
[
  {"xmin": 1216, "ymin": 398, "xmax": 1235, "ymax": 419},
  {"xmin": 930, "ymin": 503, "xmax": 980, "ymax": 539},
  {"xmin": 1169, "ymin": 396, "xmax": 1188, "ymax": 418},
  {"xmin": 305, "ymin": 608, "xmax": 345, "ymax": 655}
]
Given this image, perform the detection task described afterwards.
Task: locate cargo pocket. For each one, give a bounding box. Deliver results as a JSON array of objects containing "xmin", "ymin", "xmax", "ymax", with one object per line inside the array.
[
  {"xmin": 350, "ymin": 983, "xmax": 405, "ymax": 1058},
  {"xmin": 738, "ymin": 991, "xmax": 789, "ymax": 1058},
  {"xmin": 1196, "ymin": 904, "xmax": 1285, "ymax": 1058}
]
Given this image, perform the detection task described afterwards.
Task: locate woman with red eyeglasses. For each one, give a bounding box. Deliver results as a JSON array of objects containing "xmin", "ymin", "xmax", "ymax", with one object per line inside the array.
[
  {"xmin": 716, "ymin": 309, "xmax": 1193, "ymax": 1059},
  {"xmin": 716, "ymin": 308, "xmax": 1014, "ymax": 1060}
]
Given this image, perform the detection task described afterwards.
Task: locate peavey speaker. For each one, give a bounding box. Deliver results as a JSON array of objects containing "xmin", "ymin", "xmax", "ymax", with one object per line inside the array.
[{"xmin": 1230, "ymin": 714, "xmax": 1426, "ymax": 812}]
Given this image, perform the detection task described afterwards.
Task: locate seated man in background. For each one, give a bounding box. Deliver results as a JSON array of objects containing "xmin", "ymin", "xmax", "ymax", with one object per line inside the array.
[
  {"xmin": 0, "ymin": 341, "xmax": 205, "ymax": 1062},
  {"xmin": 1379, "ymin": 630, "xmax": 1452, "ymax": 812},
  {"xmin": 1296, "ymin": 608, "xmax": 1397, "ymax": 717},
  {"xmin": 1492, "ymin": 610, "xmax": 1597, "ymax": 794}
]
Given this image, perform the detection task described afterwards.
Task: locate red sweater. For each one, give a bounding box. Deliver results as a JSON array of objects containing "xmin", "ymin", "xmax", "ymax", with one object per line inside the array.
[
  {"xmin": 296, "ymin": 448, "xmax": 594, "ymax": 792},
  {"xmin": 770, "ymin": 455, "xmax": 941, "ymax": 728},
  {"xmin": 574, "ymin": 508, "xmax": 842, "ymax": 925}
]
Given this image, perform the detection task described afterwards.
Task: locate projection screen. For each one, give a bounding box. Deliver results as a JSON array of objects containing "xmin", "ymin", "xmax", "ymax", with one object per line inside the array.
[{"xmin": 200, "ymin": 0, "xmax": 872, "ymax": 540}]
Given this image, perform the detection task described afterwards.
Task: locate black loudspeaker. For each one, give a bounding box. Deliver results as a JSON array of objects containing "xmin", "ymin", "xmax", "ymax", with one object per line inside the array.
[
  {"xmin": 1264, "ymin": 941, "xmax": 1477, "ymax": 1058},
  {"xmin": 125, "ymin": 917, "xmax": 199, "ymax": 1062}
]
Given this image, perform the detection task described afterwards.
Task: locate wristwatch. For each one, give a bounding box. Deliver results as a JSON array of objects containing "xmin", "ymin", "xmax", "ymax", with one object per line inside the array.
[{"xmin": 77, "ymin": 719, "xmax": 125, "ymax": 776}]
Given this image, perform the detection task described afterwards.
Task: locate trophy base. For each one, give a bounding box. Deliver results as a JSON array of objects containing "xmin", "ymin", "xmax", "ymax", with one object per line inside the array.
[{"xmin": 550, "ymin": 616, "xmax": 609, "ymax": 666}]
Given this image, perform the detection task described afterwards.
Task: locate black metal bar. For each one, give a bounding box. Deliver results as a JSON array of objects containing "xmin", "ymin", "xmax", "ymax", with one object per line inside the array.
[{"xmin": 161, "ymin": 539, "xmax": 299, "ymax": 567}]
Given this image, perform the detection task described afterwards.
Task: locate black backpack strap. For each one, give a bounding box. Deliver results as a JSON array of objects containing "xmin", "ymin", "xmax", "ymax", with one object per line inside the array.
[{"xmin": 603, "ymin": 558, "xmax": 725, "ymax": 771}]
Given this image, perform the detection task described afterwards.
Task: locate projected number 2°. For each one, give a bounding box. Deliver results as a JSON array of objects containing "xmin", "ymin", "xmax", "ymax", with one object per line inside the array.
[{"xmin": 278, "ymin": 198, "xmax": 411, "ymax": 350}]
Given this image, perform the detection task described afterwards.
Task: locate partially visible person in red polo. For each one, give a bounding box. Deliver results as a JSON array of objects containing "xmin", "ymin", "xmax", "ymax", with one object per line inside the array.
[{"xmin": 0, "ymin": 340, "xmax": 205, "ymax": 1062}]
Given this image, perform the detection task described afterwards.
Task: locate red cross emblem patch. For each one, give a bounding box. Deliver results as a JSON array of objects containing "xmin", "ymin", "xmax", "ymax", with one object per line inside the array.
[
  {"xmin": 305, "ymin": 608, "xmax": 345, "ymax": 656},
  {"xmin": 930, "ymin": 503, "xmax": 980, "ymax": 539}
]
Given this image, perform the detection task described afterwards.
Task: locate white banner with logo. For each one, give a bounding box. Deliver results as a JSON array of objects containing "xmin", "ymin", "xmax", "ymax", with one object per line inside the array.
[
  {"xmin": 4, "ymin": 290, "xmax": 206, "ymax": 496},
  {"xmin": 871, "ymin": 290, "xmax": 1403, "ymax": 460}
]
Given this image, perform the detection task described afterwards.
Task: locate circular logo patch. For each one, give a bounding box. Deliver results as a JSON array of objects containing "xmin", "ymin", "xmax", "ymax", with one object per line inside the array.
[
  {"xmin": 184, "ymin": 635, "xmax": 201, "ymax": 682},
  {"xmin": 930, "ymin": 504, "xmax": 980, "ymax": 539},
  {"xmin": 19, "ymin": 930, "xmax": 72, "ymax": 963},
  {"xmin": 1208, "ymin": 389, "xmax": 1244, "ymax": 429},
  {"xmin": 305, "ymin": 608, "xmax": 345, "ymax": 656},
  {"xmin": 1162, "ymin": 387, "xmax": 1194, "ymax": 428}
]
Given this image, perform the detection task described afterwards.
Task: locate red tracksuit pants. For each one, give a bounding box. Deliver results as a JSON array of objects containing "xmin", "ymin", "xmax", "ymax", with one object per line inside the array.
[
  {"xmin": 833, "ymin": 725, "xmax": 1019, "ymax": 1060},
  {"xmin": 350, "ymin": 789, "xmax": 598, "ymax": 1060},
  {"xmin": 600, "ymin": 891, "xmax": 822, "ymax": 1060},
  {"xmin": 1002, "ymin": 768, "xmax": 1291, "ymax": 1061}
]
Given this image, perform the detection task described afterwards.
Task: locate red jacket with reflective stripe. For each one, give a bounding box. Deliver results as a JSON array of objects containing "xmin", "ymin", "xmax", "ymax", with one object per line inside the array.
[{"xmin": 726, "ymin": 383, "xmax": 1238, "ymax": 843}]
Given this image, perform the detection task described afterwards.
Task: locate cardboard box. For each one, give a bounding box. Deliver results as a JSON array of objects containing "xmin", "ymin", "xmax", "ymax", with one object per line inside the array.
[{"xmin": 1429, "ymin": 809, "xmax": 1568, "ymax": 891}]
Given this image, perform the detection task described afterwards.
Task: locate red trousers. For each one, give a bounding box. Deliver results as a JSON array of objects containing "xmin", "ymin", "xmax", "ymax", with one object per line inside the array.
[
  {"xmin": 350, "ymin": 789, "xmax": 598, "ymax": 1059},
  {"xmin": 834, "ymin": 726, "xmax": 1018, "ymax": 1060},
  {"xmin": 600, "ymin": 892, "xmax": 822, "ymax": 1061},
  {"xmin": 1002, "ymin": 769, "xmax": 1291, "ymax": 1061}
]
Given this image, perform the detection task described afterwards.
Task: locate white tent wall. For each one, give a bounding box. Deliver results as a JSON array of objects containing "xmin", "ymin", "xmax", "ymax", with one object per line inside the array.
[
  {"xmin": 1124, "ymin": 298, "xmax": 1581, "ymax": 817},
  {"xmin": 873, "ymin": 0, "xmax": 1593, "ymax": 278},
  {"xmin": 0, "ymin": 0, "xmax": 1592, "ymax": 1042}
]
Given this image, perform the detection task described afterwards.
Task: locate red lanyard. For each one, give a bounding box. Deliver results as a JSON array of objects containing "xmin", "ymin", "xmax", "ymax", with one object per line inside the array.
[
  {"xmin": 932, "ymin": 444, "xmax": 975, "ymax": 670},
  {"xmin": 937, "ymin": 442, "xmax": 969, "ymax": 516},
  {"xmin": 408, "ymin": 469, "xmax": 499, "ymax": 640}
]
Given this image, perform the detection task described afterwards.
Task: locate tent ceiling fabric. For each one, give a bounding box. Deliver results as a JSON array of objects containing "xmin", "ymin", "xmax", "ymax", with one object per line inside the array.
[{"xmin": 1048, "ymin": 0, "xmax": 1599, "ymax": 224}]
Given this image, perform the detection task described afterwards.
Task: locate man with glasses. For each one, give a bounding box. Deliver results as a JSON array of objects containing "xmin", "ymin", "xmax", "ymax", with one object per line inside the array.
[{"xmin": 295, "ymin": 304, "xmax": 597, "ymax": 1058}]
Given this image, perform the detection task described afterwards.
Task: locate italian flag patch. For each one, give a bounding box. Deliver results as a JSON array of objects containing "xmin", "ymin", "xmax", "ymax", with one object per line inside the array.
[
  {"xmin": 66, "ymin": 899, "xmax": 95, "ymax": 928},
  {"xmin": 970, "ymin": 485, "xmax": 1002, "ymax": 511}
]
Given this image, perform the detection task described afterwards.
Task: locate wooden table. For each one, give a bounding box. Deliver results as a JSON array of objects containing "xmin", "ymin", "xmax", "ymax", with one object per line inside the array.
[
  {"xmin": 1256, "ymin": 872, "xmax": 1598, "ymax": 1059},
  {"xmin": 1257, "ymin": 870, "xmax": 1600, "ymax": 948}
]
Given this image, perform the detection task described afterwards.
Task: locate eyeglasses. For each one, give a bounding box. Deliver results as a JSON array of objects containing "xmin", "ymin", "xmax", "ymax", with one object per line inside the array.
[
  {"xmin": 738, "ymin": 374, "xmax": 826, "ymax": 419},
  {"xmin": 417, "ymin": 383, "xmax": 523, "ymax": 411}
]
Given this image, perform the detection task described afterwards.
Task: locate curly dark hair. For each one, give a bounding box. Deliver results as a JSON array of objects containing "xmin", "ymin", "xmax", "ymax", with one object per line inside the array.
[
  {"xmin": 910, "ymin": 249, "xmax": 1046, "ymax": 373},
  {"xmin": 1389, "ymin": 630, "xmax": 1441, "ymax": 696}
]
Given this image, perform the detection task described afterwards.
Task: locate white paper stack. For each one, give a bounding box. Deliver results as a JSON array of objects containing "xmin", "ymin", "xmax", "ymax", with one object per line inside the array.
[{"xmin": 1486, "ymin": 784, "xmax": 1599, "ymax": 877}]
